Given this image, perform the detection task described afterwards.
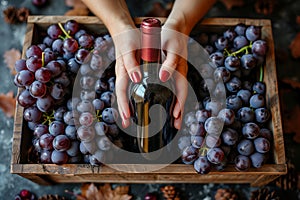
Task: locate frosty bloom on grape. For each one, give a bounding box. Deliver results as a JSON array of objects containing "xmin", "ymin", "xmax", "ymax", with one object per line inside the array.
[{"xmin": 71, "ymin": 28, "xmax": 226, "ymax": 172}]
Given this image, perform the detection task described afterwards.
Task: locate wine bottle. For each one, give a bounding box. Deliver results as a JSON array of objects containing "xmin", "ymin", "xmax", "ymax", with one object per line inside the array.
[{"xmin": 129, "ymin": 18, "xmax": 177, "ymax": 160}]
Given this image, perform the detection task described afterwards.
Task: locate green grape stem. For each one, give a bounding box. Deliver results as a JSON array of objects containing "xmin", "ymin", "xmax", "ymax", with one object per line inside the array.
[
  {"xmin": 198, "ymin": 145, "xmax": 209, "ymax": 157},
  {"xmin": 42, "ymin": 111, "xmax": 55, "ymax": 125},
  {"xmin": 226, "ymin": 43, "xmax": 253, "ymax": 57},
  {"xmin": 41, "ymin": 52, "xmax": 45, "ymax": 67},
  {"xmin": 96, "ymin": 110, "xmax": 102, "ymax": 122},
  {"xmin": 259, "ymin": 65, "xmax": 264, "ymax": 82},
  {"xmin": 58, "ymin": 23, "xmax": 71, "ymax": 39}
]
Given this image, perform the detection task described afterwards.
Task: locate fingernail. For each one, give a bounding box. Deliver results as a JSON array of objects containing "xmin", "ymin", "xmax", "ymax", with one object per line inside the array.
[
  {"xmin": 175, "ymin": 110, "xmax": 181, "ymax": 119},
  {"xmin": 122, "ymin": 119, "xmax": 130, "ymax": 129},
  {"xmin": 131, "ymin": 71, "xmax": 141, "ymax": 83},
  {"xmin": 160, "ymin": 70, "xmax": 170, "ymax": 82},
  {"xmin": 123, "ymin": 112, "xmax": 129, "ymax": 120}
]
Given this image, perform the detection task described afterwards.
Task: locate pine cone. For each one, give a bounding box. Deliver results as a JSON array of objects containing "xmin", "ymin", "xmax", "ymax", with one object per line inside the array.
[
  {"xmin": 38, "ymin": 194, "xmax": 67, "ymax": 200},
  {"xmin": 160, "ymin": 185, "xmax": 180, "ymax": 200},
  {"xmin": 250, "ymin": 188, "xmax": 280, "ymax": 200},
  {"xmin": 3, "ymin": 6, "xmax": 18, "ymax": 24},
  {"xmin": 16, "ymin": 7, "xmax": 30, "ymax": 23},
  {"xmin": 215, "ymin": 188, "xmax": 239, "ymax": 200}
]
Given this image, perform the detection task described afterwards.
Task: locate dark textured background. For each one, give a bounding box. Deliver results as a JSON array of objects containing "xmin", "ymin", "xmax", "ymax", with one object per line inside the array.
[{"xmin": 0, "ymin": 0, "xmax": 300, "ymax": 199}]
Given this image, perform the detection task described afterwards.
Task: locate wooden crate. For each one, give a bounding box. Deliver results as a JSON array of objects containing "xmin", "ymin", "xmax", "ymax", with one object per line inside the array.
[{"xmin": 11, "ymin": 16, "xmax": 287, "ymax": 186}]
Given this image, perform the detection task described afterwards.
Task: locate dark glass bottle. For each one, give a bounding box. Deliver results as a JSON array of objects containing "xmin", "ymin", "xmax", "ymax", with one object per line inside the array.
[{"xmin": 129, "ymin": 18, "xmax": 177, "ymax": 160}]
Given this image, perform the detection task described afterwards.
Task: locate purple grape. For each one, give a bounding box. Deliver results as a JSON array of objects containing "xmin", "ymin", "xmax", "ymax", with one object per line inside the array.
[
  {"xmin": 15, "ymin": 70, "xmax": 35, "ymax": 87},
  {"xmin": 242, "ymin": 122, "xmax": 260, "ymax": 139},
  {"xmin": 226, "ymin": 95, "xmax": 242, "ymax": 111},
  {"xmin": 242, "ymin": 81, "xmax": 253, "ymax": 91},
  {"xmin": 92, "ymin": 99, "xmax": 105, "ymax": 111},
  {"xmin": 221, "ymin": 128, "xmax": 239, "ymax": 146},
  {"xmin": 240, "ymin": 54, "xmax": 257, "ymax": 70},
  {"xmin": 26, "ymin": 45, "xmax": 43, "ymax": 58},
  {"xmin": 53, "ymin": 135, "xmax": 71, "ymax": 151},
  {"xmin": 214, "ymin": 66, "xmax": 231, "ymax": 82},
  {"xmin": 43, "ymin": 36, "xmax": 54, "ymax": 47},
  {"xmin": 250, "ymin": 152, "xmax": 265, "ymax": 168},
  {"xmin": 23, "ymin": 106, "xmax": 42, "ymax": 123},
  {"xmin": 40, "ymin": 150, "xmax": 52, "ymax": 163},
  {"xmin": 79, "ymin": 112, "xmax": 94, "ymax": 126},
  {"xmin": 237, "ymin": 89, "xmax": 251, "ymax": 105},
  {"xmin": 237, "ymin": 107, "xmax": 255, "ymax": 123},
  {"xmin": 205, "ymin": 99, "xmax": 222, "ymax": 116},
  {"xmin": 29, "ymin": 81, "xmax": 47, "ymax": 98},
  {"xmin": 214, "ymin": 36, "xmax": 228, "ymax": 50},
  {"xmin": 95, "ymin": 79, "xmax": 108, "ymax": 94},
  {"xmin": 65, "ymin": 125, "xmax": 77, "ymax": 140},
  {"xmin": 191, "ymin": 135, "xmax": 204, "ymax": 148},
  {"xmin": 245, "ymin": 25, "xmax": 261, "ymax": 41},
  {"xmin": 45, "ymin": 60, "xmax": 63, "ymax": 77},
  {"xmin": 81, "ymin": 141, "xmax": 97, "ymax": 154},
  {"xmin": 189, "ymin": 122, "xmax": 205, "ymax": 136},
  {"xmin": 252, "ymin": 40, "xmax": 267, "ymax": 56},
  {"xmin": 77, "ymin": 126, "xmax": 96, "ymax": 142},
  {"xmin": 204, "ymin": 117, "xmax": 224, "ymax": 135},
  {"xmin": 51, "ymin": 150, "xmax": 68, "ymax": 165},
  {"xmin": 195, "ymin": 109, "xmax": 210, "ymax": 123},
  {"xmin": 80, "ymin": 90, "xmax": 96, "ymax": 101},
  {"xmin": 75, "ymin": 48, "xmax": 90, "ymax": 64},
  {"xmin": 33, "ymin": 124, "xmax": 48, "ymax": 138},
  {"xmin": 100, "ymin": 91, "xmax": 115, "ymax": 107},
  {"xmin": 233, "ymin": 36, "xmax": 249, "ymax": 50},
  {"xmin": 250, "ymin": 94, "xmax": 265, "ymax": 108},
  {"xmin": 255, "ymin": 107, "xmax": 270, "ymax": 123},
  {"xmin": 194, "ymin": 156, "xmax": 211, "ymax": 174},
  {"xmin": 181, "ymin": 145, "xmax": 198, "ymax": 164},
  {"xmin": 209, "ymin": 52, "xmax": 224, "ymax": 67},
  {"xmin": 237, "ymin": 139, "xmax": 254, "ymax": 156},
  {"xmin": 66, "ymin": 141, "xmax": 80, "ymax": 157},
  {"xmin": 102, "ymin": 107, "xmax": 118, "ymax": 124},
  {"xmin": 234, "ymin": 155, "xmax": 250, "ymax": 171},
  {"xmin": 97, "ymin": 136, "xmax": 111, "ymax": 151},
  {"xmin": 77, "ymin": 100, "xmax": 93, "ymax": 113},
  {"xmin": 35, "ymin": 68, "xmax": 52, "ymax": 83},
  {"xmin": 252, "ymin": 81, "xmax": 266, "ymax": 94},
  {"xmin": 51, "ymin": 39, "xmax": 64, "ymax": 54},
  {"xmin": 107, "ymin": 124, "xmax": 119, "ymax": 138},
  {"xmin": 223, "ymin": 28, "xmax": 237, "ymax": 42},
  {"xmin": 224, "ymin": 56, "xmax": 241, "ymax": 72},
  {"xmin": 178, "ymin": 135, "xmax": 191, "ymax": 151},
  {"xmin": 205, "ymin": 134, "xmax": 221, "ymax": 148},
  {"xmin": 49, "ymin": 121, "xmax": 65, "ymax": 136},
  {"xmin": 78, "ymin": 34, "xmax": 94, "ymax": 49},
  {"xmin": 63, "ymin": 110, "xmax": 78, "ymax": 125},
  {"xmin": 80, "ymin": 76, "xmax": 95, "ymax": 90},
  {"xmin": 90, "ymin": 53, "xmax": 104, "ymax": 71},
  {"xmin": 207, "ymin": 147, "xmax": 225, "ymax": 164},
  {"xmin": 95, "ymin": 121, "xmax": 108, "ymax": 136},
  {"xmin": 39, "ymin": 133, "xmax": 54, "ymax": 150},
  {"xmin": 75, "ymin": 29, "xmax": 87, "ymax": 40},
  {"xmin": 218, "ymin": 108, "xmax": 235, "ymax": 125},
  {"xmin": 226, "ymin": 76, "xmax": 241, "ymax": 93},
  {"xmin": 204, "ymin": 45, "xmax": 214, "ymax": 54},
  {"xmin": 43, "ymin": 50, "xmax": 57, "ymax": 65},
  {"xmin": 17, "ymin": 89, "xmax": 37, "ymax": 108},
  {"xmin": 64, "ymin": 20, "xmax": 79, "ymax": 35},
  {"xmin": 47, "ymin": 24, "xmax": 63, "ymax": 39},
  {"xmin": 67, "ymin": 57, "xmax": 80, "ymax": 73},
  {"xmin": 254, "ymin": 137, "xmax": 270, "ymax": 153},
  {"xmin": 234, "ymin": 23, "xmax": 246, "ymax": 36}
]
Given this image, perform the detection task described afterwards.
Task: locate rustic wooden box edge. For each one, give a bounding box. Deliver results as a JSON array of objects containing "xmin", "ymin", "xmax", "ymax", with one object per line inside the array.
[{"xmin": 11, "ymin": 16, "xmax": 287, "ymax": 187}]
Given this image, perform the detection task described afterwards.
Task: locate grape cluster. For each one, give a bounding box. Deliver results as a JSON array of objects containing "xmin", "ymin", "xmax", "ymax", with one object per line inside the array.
[
  {"xmin": 14, "ymin": 20, "xmax": 118, "ymax": 165},
  {"xmin": 181, "ymin": 23, "xmax": 272, "ymax": 173}
]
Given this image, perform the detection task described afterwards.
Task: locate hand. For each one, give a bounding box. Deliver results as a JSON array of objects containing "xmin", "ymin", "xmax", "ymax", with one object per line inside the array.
[{"xmin": 115, "ymin": 23, "xmax": 189, "ymax": 130}]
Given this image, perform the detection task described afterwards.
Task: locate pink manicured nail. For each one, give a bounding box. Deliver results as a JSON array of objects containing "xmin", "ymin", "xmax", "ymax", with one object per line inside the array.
[
  {"xmin": 131, "ymin": 71, "xmax": 141, "ymax": 83},
  {"xmin": 160, "ymin": 70, "xmax": 170, "ymax": 82},
  {"xmin": 123, "ymin": 112, "xmax": 129, "ymax": 120}
]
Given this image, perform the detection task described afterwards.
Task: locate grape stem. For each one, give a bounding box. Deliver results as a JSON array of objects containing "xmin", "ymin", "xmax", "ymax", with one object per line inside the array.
[
  {"xmin": 42, "ymin": 111, "xmax": 55, "ymax": 125},
  {"xmin": 198, "ymin": 145, "xmax": 209, "ymax": 156},
  {"xmin": 58, "ymin": 23, "xmax": 71, "ymax": 39},
  {"xmin": 96, "ymin": 110, "xmax": 102, "ymax": 122},
  {"xmin": 259, "ymin": 65, "xmax": 264, "ymax": 82},
  {"xmin": 41, "ymin": 52, "xmax": 45, "ymax": 67},
  {"xmin": 225, "ymin": 43, "xmax": 253, "ymax": 57}
]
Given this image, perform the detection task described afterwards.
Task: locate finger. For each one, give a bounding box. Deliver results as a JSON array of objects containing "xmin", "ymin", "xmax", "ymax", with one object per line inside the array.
[
  {"xmin": 173, "ymin": 61, "xmax": 188, "ymax": 129},
  {"xmin": 115, "ymin": 58, "xmax": 131, "ymax": 128},
  {"xmin": 159, "ymin": 52, "xmax": 179, "ymax": 82},
  {"xmin": 122, "ymin": 51, "xmax": 141, "ymax": 83}
]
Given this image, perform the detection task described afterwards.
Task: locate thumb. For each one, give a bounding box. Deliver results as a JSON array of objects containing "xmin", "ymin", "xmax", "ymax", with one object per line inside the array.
[{"xmin": 159, "ymin": 52, "xmax": 179, "ymax": 82}]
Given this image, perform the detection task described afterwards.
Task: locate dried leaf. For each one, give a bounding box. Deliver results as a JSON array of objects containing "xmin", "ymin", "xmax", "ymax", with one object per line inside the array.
[
  {"xmin": 281, "ymin": 78, "xmax": 300, "ymax": 90},
  {"xmin": 64, "ymin": 8, "xmax": 89, "ymax": 16},
  {"xmin": 219, "ymin": 0, "xmax": 245, "ymax": 10},
  {"xmin": 0, "ymin": 91, "xmax": 16, "ymax": 118},
  {"xmin": 289, "ymin": 32, "xmax": 300, "ymax": 59},
  {"xmin": 79, "ymin": 183, "xmax": 132, "ymax": 200},
  {"xmin": 3, "ymin": 48, "xmax": 21, "ymax": 75}
]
